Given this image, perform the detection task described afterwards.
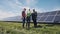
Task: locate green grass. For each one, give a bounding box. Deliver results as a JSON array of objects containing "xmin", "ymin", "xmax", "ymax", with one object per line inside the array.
[{"xmin": 0, "ymin": 22, "xmax": 60, "ymax": 34}]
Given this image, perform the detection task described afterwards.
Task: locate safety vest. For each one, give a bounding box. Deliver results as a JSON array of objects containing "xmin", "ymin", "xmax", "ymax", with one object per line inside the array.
[{"xmin": 27, "ymin": 11, "xmax": 31, "ymax": 17}]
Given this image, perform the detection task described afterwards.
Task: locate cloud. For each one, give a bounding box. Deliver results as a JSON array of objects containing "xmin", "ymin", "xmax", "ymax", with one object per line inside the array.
[
  {"xmin": 0, "ymin": 9, "xmax": 17, "ymax": 20},
  {"xmin": 26, "ymin": 0, "xmax": 31, "ymax": 4},
  {"xmin": 46, "ymin": 7, "xmax": 60, "ymax": 11},
  {"xmin": 32, "ymin": 8, "xmax": 46, "ymax": 13},
  {"xmin": 0, "ymin": 0, "xmax": 60, "ymax": 20},
  {"xmin": 25, "ymin": 0, "xmax": 47, "ymax": 13},
  {"xmin": 6, "ymin": 0, "xmax": 23, "ymax": 9},
  {"xmin": 0, "ymin": 0, "xmax": 24, "ymax": 19},
  {"xmin": 26, "ymin": 0, "xmax": 37, "ymax": 7},
  {"xmin": 26, "ymin": 0, "xmax": 35, "ymax": 4},
  {"xmin": 52, "ymin": 7, "xmax": 60, "ymax": 11},
  {"xmin": 0, "ymin": 0, "xmax": 32, "ymax": 20}
]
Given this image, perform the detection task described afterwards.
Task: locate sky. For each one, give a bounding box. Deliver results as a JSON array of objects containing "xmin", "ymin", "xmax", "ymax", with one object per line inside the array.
[{"xmin": 0, "ymin": 0, "xmax": 60, "ymax": 19}]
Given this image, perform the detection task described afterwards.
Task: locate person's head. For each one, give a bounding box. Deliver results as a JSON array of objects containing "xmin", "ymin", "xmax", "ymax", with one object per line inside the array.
[
  {"xmin": 33, "ymin": 9, "xmax": 35, "ymax": 12},
  {"xmin": 23, "ymin": 8, "xmax": 26, "ymax": 11},
  {"xmin": 29, "ymin": 9, "xmax": 30, "ymax": 11}
]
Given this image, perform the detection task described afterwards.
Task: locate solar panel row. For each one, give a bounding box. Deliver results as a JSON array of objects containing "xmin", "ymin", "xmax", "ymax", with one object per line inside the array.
[{"xmin": 37, "ymin": 11, "xmax": 60, "ymax": 23}]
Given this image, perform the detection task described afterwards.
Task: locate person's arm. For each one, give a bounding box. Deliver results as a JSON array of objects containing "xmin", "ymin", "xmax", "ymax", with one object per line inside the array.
[
  {"xmin": 22, "ymin": 11, "xmax": 23, "ymax": 19},
  {"xmin": 29, "ymin": 11, "xmax": 32, "ymax": 16},
  {"xmin": 35, "ymin": 11, "xmax": 37, "ymax": 18}
]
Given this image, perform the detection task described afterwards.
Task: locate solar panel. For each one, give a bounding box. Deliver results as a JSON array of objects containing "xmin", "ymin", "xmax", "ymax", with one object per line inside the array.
[
  {"xmin": 48, "ymin": 11, "xmax": 57, "ymax": 15},
  {"xmin": 45, "ymin": 16, "xmax": 54, "ymax": 21},
  {"xmin": 39, "ymin": 16, "xmax": 47, "ymax": 21},
  {"xmin": 37, "ymin": 13, "xmax": 44, "ymax": 16},
  {"xmin": 57, "ymin": 11, "xmax": 60, "ymax": 15},
  {"xmin": 43, "ymin": 12, "xmax": 50, "ymax": 16},
  {"xmin": 37, "ymin": 11, "xmax": 60, "ymax": 23},
  {"xmin": 54, "ymin": 16, "xmax": 60, "ymax": 23},
  {"xmin": 37, "ymin": 16, "xmax": 41, "ymax": 21}
]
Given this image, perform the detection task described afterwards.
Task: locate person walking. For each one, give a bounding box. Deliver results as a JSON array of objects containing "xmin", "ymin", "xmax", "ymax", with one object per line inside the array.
[
  {"xmin": 26, "ymin": 9, "xmax": 31, "ymax": 29},
  {"xmin": 32, "ymin": 9, "xmax": 37, "ymax": 28},
  {"xmin": 22, "ymin": 8, "xmax": 26, "ymax": 28}
]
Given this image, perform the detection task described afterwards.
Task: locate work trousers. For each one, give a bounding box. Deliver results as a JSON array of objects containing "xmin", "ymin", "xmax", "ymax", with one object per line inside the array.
[
  {"xmin": 22, "ymin": 17, "xmax": 25, "ymax": 28},
  {"xmin": 26, "ymin": 16, "xmax": 30, "ymax": 29}
]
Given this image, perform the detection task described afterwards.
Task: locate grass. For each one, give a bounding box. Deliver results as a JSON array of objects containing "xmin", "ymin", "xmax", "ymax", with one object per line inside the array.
[{"xmin": 0, "ymin": 21, "xmax": 60, "ymax": 34}]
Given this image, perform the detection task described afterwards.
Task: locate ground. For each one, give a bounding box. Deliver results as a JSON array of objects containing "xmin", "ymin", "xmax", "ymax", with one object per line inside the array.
[{"xmin": 0, "ymin": 21, "xmax": 60, "ymax": 34}]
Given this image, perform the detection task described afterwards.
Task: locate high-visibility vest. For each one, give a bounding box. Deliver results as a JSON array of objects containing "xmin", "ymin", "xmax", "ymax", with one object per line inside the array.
[{"xmin": 27, "ymin": 11, "xmax": 31, "ymax": 17}]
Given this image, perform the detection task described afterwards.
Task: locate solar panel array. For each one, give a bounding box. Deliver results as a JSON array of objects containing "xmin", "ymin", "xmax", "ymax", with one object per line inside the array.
[{"xmin": 37, "ymin": 11, "xmax": 60, "ymax": 23}]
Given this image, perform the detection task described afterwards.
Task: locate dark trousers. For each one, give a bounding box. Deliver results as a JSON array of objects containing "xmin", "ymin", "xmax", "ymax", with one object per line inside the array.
[
  {"xmin": 33, "ymin": 19, "xmax": 37, "ymax": 27},
  {"xmin": 22, "ymin": 17, "xmax": 25, "ymax": 28},
  {"xmin": 26, "ymin": 17, "xmax": 30, "ymax": 29}
]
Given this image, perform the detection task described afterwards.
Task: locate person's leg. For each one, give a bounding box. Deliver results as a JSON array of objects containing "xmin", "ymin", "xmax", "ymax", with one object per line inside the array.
[
  {"xmin": 26, "ymin": 20, "xmax": 28, "ymax": 28},
  {"xmin": 34, "ymin": 19, "xmax": 37, "ymax": 28},
  {"xmin": 26, "ymin": 22, "xmax": 27, "ymax": 28},
  {"xmin": 35, "ymin": 20, "xmax": 37, "ymax": 27},
  {"xmin": 32, "ymin": 19, "xmax": 35, "ymax": 27},
  {"xmin": 22, "ymin": 17, "xmax": 25, "ymax": 28},
  {"xmin": 27, "ymin": 17, "xmax": 30, "ymax": 29},
  {"xmin": 33, "ymin": 20, "xmax": 36, "ymax": 27},
  {"xmin": 28, "ymin": 20, "xmax": 30, "ymax": 29},
  {"xmin": 26, "ymin": 17, "xmax": 29, "ymax": 28}
]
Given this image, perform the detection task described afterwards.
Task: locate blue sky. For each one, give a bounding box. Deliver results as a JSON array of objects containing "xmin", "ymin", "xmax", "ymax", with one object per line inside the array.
[{"xmin": 0, "ymin": 0, "xmax": 60, "ymax": 19}]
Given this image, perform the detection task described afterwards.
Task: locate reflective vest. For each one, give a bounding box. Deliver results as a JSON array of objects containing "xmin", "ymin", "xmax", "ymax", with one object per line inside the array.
[{"xmin": 27, "ymin": 11, "xmax": 31, "ymax": 17}]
